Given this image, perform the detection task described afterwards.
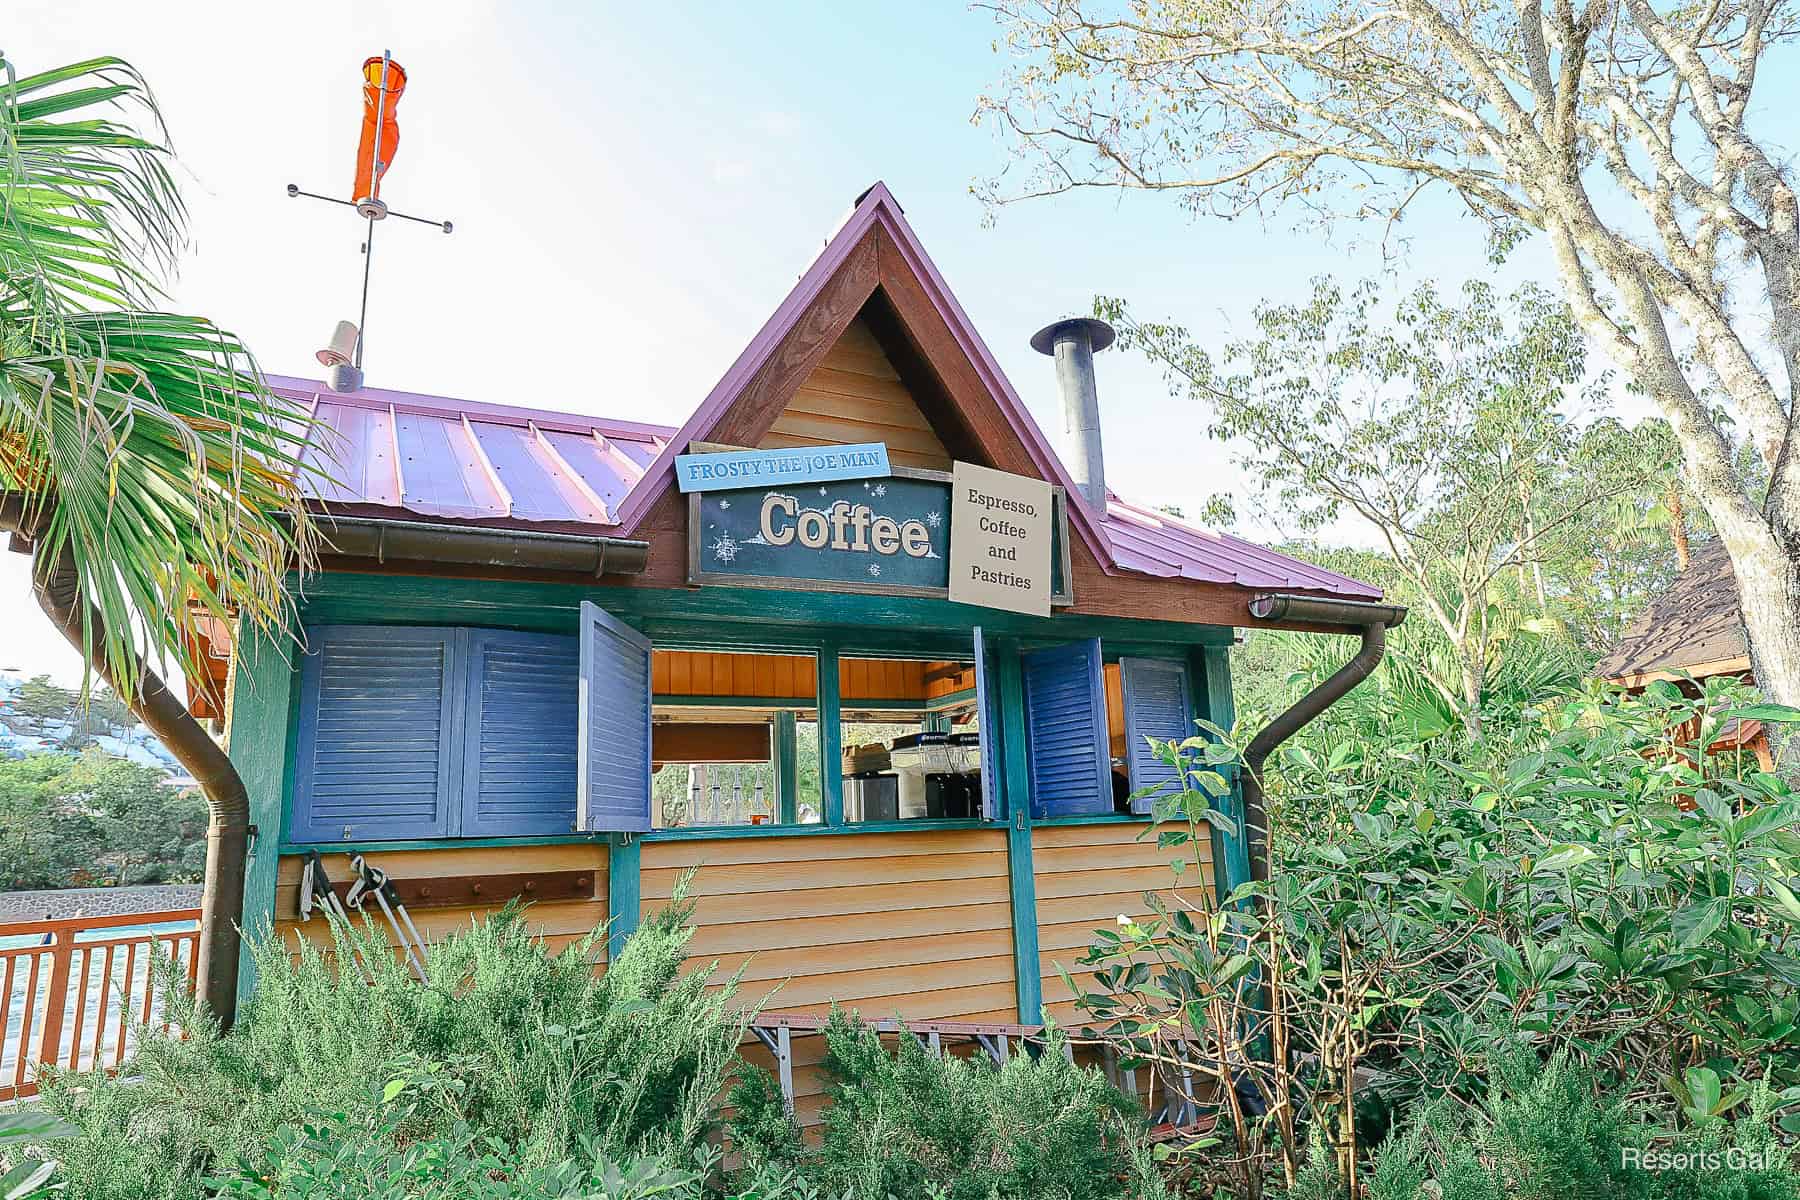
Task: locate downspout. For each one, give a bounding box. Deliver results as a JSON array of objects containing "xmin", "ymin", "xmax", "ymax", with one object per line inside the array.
[
  {"xmin": 1242, "ymin": 594, "xmax": 1408, "ymax": 884},
  {"xmin": 31, "ymin": 546, "xmax": 252, "ymax": 1027}
]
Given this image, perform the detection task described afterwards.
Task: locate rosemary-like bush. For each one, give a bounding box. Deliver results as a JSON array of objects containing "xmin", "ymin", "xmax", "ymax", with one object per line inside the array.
[{"xmin": 37, "ymin": 888, "xmax": 750, "ymax": 1200}]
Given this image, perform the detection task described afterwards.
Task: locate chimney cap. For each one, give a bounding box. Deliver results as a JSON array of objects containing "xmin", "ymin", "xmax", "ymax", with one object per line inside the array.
[{"xmin": 1030, "ymin": 317, "xmax": 1116, "ymax": 357}]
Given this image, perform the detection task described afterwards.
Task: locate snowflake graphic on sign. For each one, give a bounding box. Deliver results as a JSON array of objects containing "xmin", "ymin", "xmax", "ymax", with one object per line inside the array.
[
  {"xmin": 925, "ymin": 511, "xmax": 941, "ymax": 528},
  {"xmin": 718, "ymin": 498, "xmax": 731, "ymax": 509},
  {"xmin": 710, "ymin": 533, "xmax": 740, "ymax": 563},
  {"xmin": 867, "ymin": 563, "xmax": 882, "ymax": 577},
  {"xmin": 872, "ymin": 484, "xmax": 887, "ymax": 498}
]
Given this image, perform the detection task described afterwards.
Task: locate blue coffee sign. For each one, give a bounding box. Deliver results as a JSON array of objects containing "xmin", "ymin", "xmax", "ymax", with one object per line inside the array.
[
  {"xmin": 674, "ymin": 443, "xmax": 892, "ymax": 493},
  {"xmin": 688, "ymin": 470, "xmax": 1071, "ymax": 602}
]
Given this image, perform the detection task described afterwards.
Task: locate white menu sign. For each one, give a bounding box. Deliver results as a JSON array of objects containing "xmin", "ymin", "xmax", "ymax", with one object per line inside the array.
[{"xmin": 948, "ymin": 461, "xmax": 1053, "ymax": 617}]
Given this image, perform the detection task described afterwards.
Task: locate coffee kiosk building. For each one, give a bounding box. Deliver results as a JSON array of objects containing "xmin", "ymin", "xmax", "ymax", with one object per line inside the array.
[{"xmin": 214, "ymin": 185, "xmax": 1386, "ymax": 1115}]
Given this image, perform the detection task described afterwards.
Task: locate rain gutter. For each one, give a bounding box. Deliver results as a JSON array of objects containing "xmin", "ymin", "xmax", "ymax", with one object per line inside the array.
[
  {"xmin": 1241, "ymin": 593, "xmax": 1409, "ymax": 884},
  {"xmin": 318, "ymin": 515, "xmax": 650, "ymax": 577}
]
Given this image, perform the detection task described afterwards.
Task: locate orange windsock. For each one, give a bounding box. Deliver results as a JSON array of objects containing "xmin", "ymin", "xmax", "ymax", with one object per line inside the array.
[{"xmin": 351, "ymin": 56, "xmax": 407, "ymax": 203}]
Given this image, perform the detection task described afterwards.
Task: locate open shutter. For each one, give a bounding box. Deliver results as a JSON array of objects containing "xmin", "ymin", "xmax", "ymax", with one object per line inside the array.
[
  {"xmin": 973, "ymin": 626, "xmax": 1000, "ymax": 820},
  {"xmin": 292, "ymin": 626, "xmax": 456, "ymax": 843},
  {"xmin": 1021, "ymin": 639, "xmax": 1112, "ymax": 818},
  {"xmin": 577, "ymin": 601, "xmax": 653, "ymax": 833},
  {"xmin": 462, "ymin": 630, "xmax": 580, "ymax": 836},
  {"xmin": 1120, "ymin": 658, "xmax": 1194, "ymax": 815}
]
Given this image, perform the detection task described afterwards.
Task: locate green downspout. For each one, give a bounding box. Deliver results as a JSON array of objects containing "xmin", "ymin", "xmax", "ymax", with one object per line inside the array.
[
  {"xmin": 228, "ymin": 621, "xmax": 299, "ymax": 1006},
  {"xmin": 996, "ymin": 639, "xmax": 1042, "ymax": 1024}
]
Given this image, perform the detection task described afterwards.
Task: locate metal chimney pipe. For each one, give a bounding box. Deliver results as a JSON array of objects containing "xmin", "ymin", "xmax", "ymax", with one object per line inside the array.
[{"xmin": 1031, "ymin": 317, "xmax": 1116, "ymax": 508}]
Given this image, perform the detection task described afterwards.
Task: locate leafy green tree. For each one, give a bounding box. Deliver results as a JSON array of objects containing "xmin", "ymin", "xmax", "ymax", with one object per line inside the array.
[
  {"xmin": 0, "ymin": 751, "xmax": 204, "ymax": 889},
  {"xmin": 1101, "ymin": 277, "xmax": 1635, "ymax": 735},
  {"xmin": 13, "ymin": 674, "xmax": 75, "ymax": 733},
  {"xmin": 0, "ymin": 55, "xmax": 317, "ymax": 1022},
  {"xmin": 977, "ymin": 0, "xmax": 1800, "ymax": 746}
]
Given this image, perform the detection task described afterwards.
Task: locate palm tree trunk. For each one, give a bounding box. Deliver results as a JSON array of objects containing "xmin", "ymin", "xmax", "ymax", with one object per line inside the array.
[{"xmin": 3, "ymin": 502, "xmax": 247, "ymax": 1029}]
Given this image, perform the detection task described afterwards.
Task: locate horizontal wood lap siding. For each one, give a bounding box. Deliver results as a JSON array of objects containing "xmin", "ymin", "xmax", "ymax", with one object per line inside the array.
[
  {"xmin": 641, "ymin": 829, "xmax": 1014, "ymax": 1019},
  {"xmin": 1030, "ymin": 822, "xmax": 1211, "ymax": 1025},
  {"xmin": 272, "ymin": 843, "xmax": 608, "ymax": 962},
  {"xmin": 646, "ymin": 828, "xmax": 1014, "ymax": 1131},
  {"xmin": 759, "ymin": 317, "xmax": 953, "ymax": 472}
]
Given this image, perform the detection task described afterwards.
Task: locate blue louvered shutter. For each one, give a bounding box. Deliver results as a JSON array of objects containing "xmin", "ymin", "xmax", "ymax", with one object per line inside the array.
[
  {"xmin": 577, "ymin": 601, "xmax": 653, "ymax": 833},
  {"xmin": 1120, "ymin": 658, "xmax": 1194, "ymax": 815},
  {"xmin": 461, "ymin": 630, "xmax": 580, "ymax": 836},
  {"xmin": 1021, "ymin": 639, "xmax": 1111, "ymax": 818},
  {"xmin": 291, "ymin": 626, "xmax": 456, "ymax": 842},
  {"xmin": 973, "ymin": 626, "xmax": 1000, "ymax": 820}
]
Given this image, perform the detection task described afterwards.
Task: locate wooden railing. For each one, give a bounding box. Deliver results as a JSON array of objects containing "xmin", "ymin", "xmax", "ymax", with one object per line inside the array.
[{"xmin": 0, "ymin": 908, "xmax": 200, "ymax": 1103}]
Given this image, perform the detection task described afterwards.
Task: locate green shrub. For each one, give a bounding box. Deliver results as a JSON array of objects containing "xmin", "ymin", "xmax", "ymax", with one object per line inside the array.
[
  {"xmin": 36, "ymin": 888, "xmax": 752, "ymax": 1199},
  {"xmin": 731, "ymin": 1009, "xmax": 1149, "ymax": 1200},
  {"xmin": 1283, "ymin": 1053, "xmax": 1800, "ymax": 1200}
]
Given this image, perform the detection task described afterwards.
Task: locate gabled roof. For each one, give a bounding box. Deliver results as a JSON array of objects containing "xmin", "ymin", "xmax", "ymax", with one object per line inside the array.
[
  {"xmin": 607, "ymin": 183, "xmax": 1109, "ymax": 555},
  {"xmin": 1598, "ymin": 539, "xmax": 1750, "ymax": 686},
  {"xmin": 276, "ymin": 182, "xmax": 1381, "ymax": 603}
]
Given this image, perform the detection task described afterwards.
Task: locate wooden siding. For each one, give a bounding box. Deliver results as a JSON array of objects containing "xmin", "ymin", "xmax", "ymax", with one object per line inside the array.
[
  {"xmin": 654, "ymin": 649, "xmax": 814, "ymax": 700},
  {"xmin": 652, "ymin": 650, "xmax": 966, "ymax": 705},
  {"xmin": 758, "ymin": 318, "xmax": 953, "ymax": 472},
  {"xmin": 272, "ymin": 843, "xmax": 610, "ymax": 962},
  {"xmin": 1031, "ymin": 821, "xmax": 1210, "ymax": 1026},
  {"xmin": 643, "ymin": 828, "xmax": 1015, "ymax": 1126}
]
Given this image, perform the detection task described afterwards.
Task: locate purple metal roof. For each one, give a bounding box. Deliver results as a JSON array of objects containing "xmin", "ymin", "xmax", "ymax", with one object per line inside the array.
[
  {"xmin": 272, "ymin": 183, "xmax": 1379, "ymax": 601},
  {"xmin": 273, "ymin": 377, "xmax": 667, "ymax": 531},
  {"xmin": 276, "ymin": 374, "xmax": 1378, "ymax": 599},
  {"xmin": 1102, "ymin": 496, "xmax": 1380, "ymax": 597}
]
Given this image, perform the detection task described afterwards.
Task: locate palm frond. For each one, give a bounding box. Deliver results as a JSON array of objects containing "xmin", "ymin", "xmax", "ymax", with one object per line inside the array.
[{"xmin": 0, "ymin": 53, "xmax": 317, "ymax": 696}]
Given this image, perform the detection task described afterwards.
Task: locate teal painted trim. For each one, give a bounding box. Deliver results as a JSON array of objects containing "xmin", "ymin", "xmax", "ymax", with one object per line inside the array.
[
  {"xmin": 1196, "ymin": 645, "xmax": 1250, "ymax": 899},
  {"xmin": 1006, "ymin": 813, "xmax": 1042, "ymax": 1024},
  {"xmin": 280, "ymin": 833, "xmax": 599, "ymax": 855},
  {"xmin": 228, "ymin": 620, "xmax": 300, "ymax": 1005},
  {"xmin": 993, "ymin": 639, "xmax": 1043, "ymax": 1022},
  {"xmin": 295, "ymin": 573, "xmax": 1236, "ymax": 649},
  {"xmin": 817, "ymin": 644, "xmax": 844, "ymax": 826},
  {"xmin": 1034, "ymin": 813, "xmax": 1152, "ymax": 827},
  {"xmin": 926, "ymin": 687, "xmax": 977, "ymax": 711},
  {"xmin": 607, "ymin": 834, "xmax": 640, "ymax": 961},
  {"xmin": 775, "ymin": 711, "xmax": 799, "ymax": 825},
  {"xmin": 655, "ymin": 694, "xmax": 821, "ymax": 709},
  {"xmin": 995, "ymin": 640, "xmax": 1032, "ymax": 824},
  {"xmin": 277, "ymin": 819, "xmax": 999, "ymax": 855},
  {"xmin": 644, "ymin": 817, "xmax": 987, "ymax": 843}
]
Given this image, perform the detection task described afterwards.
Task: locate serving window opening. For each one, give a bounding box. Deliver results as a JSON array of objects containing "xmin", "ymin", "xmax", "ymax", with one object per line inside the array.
[
  {"xmin": 650, "ymin": 648, "xmax": 822, "ymax": 829},
  {"xmin": 838, "ymin": 656, "xmax": 983, "ymax": 822}
]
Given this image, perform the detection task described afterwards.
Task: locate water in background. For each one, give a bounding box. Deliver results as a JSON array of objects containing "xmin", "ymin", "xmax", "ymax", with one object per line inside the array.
[{"xmin": 0, "ymin": 917, "xmax": 200, "ymax": 1087}]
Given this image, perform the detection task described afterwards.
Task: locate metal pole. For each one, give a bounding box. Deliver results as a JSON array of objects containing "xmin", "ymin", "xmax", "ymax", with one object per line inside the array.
[{"xmin": 356, "ymin": 216, "xmax": 375, "ymax": 369}]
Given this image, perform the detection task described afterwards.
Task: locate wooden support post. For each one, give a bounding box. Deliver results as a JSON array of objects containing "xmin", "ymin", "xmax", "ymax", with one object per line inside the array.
[
  {"xmin": 35, "ymin": 934, "xmax": 73, "ymax": 1076},
  {"xmin": 227, "ymin": 618, "xmax": 298, "ymax": 1005},
  {"xmin": 996, "ymin": 640, "xmax": 1042, "ymax": 1024},
  {"xmin": 776, "ymin": 1024, "xmax": 794, "ymax": 1114},
  {"xmin": 607, "ymin": 833, "xmax": 640, "ymax": 962},
  {"xmin": 817, "ymin": 643, "xmax": 844, "ymax": 827},
  {"xmin": 774, "ymin": 710, "xmax": 798, "ymax": 825}
]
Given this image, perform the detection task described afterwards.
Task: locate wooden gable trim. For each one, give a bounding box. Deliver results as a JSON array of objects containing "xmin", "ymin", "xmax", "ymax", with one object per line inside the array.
[{"xmin": 700, "ymin": 230, "xmax": 881, "ymax": 450}]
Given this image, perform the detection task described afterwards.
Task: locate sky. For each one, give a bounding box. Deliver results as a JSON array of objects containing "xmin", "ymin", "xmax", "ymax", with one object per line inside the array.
[{"xmin": 0, "ymin": 0, "xmax": 1727, "ymax": 685}]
